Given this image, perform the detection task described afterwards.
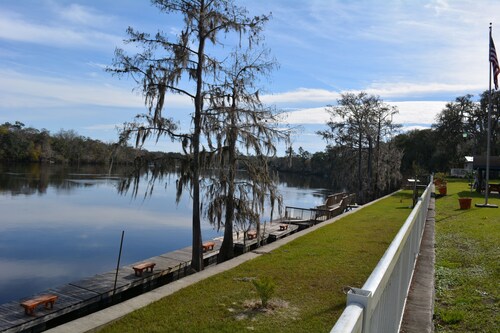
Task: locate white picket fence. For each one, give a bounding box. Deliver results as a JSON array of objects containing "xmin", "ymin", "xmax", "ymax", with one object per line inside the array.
[{"xmin": 330, "ymin": 179, "xmax": 433, "ymax": 333}]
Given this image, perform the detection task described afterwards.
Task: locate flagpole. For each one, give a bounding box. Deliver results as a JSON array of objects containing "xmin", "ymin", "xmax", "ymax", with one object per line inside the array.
[{"xmin": 476, "ymin": 23, "xmax": 498, "ymax": 208}]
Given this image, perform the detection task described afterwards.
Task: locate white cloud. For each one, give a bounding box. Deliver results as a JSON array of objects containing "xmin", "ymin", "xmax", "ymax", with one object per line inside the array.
[
  {"xmin": 282, "ymin": 107, "xmax": 329, "ymax": 124},
  {"xmin": 83, "ymin": 124, "xmax": 120, "ymax": 131},
  {"xmin": 262, "ymin": 88, "xmax": 339, "ymax": 104},
  {"xmin": 56, "ymin": 3, "xmax": 115, "ymax": 27},
  {"xmin": 0, "ymin": 69, "xmax": 140, "ymax": 107},
  {"xmin": 0, "ymin": 69, "xmax": 192, "ymax": 109},
  {"xmin": 281, "ymin": 101, "xmax": 446, "ymax": 126},
  {"xmin": 365, "ymin": 82, "xmax": 484, "ymax": 99},
  {"xmin": 401, "ymin": 124, "xmax": 432, "ymax": 132},
  {"xmin": 0, "ymin": 9, "xmax": 121, "ymax": 49},
  {"xmin": 389, "ymin": 101, "xmax": 447, "ymax": 125},
  {"xmin": 262, "ymin": 82, "xmax": 478, "ymax": 108}
]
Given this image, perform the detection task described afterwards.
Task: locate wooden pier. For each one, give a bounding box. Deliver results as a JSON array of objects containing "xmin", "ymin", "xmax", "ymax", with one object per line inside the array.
[{"xmin": 0, "ymin": 240, "xmax": 222, "ymax": 333}]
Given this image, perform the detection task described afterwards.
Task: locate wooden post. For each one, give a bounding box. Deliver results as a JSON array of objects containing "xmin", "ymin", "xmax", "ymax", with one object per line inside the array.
[{"xmin": 113, "ymin": 230, "xmax": 125, "ymax": 297}]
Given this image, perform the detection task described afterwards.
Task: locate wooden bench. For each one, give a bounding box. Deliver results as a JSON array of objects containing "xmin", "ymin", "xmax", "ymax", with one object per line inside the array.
[
  {"xmin": 202, "ymin": 241, "xmax": 215, "ymax": 252},
  {"xmin": 247, "ymin": 230, "xmax": 257, "ymax": 239},
  {"xmin": 488, "ymin": 183, "xmax": 500, "ymax": 194},
  {"xmin": 132, "ymin": 262, "xmax": 156, "ymax": 276},
  {"xmin": 20, "ymin": 295, "xmax": 58, "ymax": 315},
  {"xmin": 279, "ymin": 224, "xmax": 288, "ymax": 231}
]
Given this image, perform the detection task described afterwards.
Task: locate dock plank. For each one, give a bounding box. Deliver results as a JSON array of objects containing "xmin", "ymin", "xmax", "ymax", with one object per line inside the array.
[
  {"xmin": 69, "ymin": 269, "xmax": 132, "ymax": 296},
  {"xmin": 149, "ymin": 255, "xmax": 185, "ymax": 271},
  {"xmin": 161, "ymin": 247, "xmax": 192, "ymax": 262},
  {"xmin": 268, "ymin": 224, "xmax": 299, "ymax": 241},
  {"xmin": 48, "ymin": 284, "xmax": 100, "ymax": 302},
  {"xmin": 0, "ymin": 318, "xmax": 12, "ymax": 332},
  {"xmin": 0, "ymin": 301, "xmax": 35, "ymax": 324}
]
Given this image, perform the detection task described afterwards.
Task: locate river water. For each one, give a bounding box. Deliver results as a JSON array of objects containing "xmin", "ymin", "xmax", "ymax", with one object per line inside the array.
[{"xmin": 0, "ymin": 164, "xmax": 334, "ymax": 304}]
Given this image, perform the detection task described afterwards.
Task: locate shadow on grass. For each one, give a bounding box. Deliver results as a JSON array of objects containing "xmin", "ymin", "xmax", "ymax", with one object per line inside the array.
[
  {"xmin": 434, "ymin": 194, "xmax": 448, "ymax": 200},
  {"xmin": 395, "ymin": 206, "xmax": 414, "ymax": 210},
  {"xmin": 395, "ymin": 192, "xmax": 414, "ymax": 200},
  {"xmin": 435, "ymin": 203, "xmax": 478, "ymax": 222}
]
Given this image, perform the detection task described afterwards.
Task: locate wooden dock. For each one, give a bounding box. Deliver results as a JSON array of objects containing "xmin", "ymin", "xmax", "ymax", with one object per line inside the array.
[
  {"xmin": 0, "ymin": 240, "xmax": 222, "ymax": 333},
  {"xmin": 234, "ymin": 223, "xmax": 299, "ymax": 253}
]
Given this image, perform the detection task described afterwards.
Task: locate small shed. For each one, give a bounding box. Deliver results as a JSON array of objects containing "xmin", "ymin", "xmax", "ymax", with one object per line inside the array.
[
  {"xmin": 450, "ymin": 156, "xmax": 474, "ymax": 178},
  {"xmin": 464, "ymin": 156, "xmax": 474, "ymax": 171}
]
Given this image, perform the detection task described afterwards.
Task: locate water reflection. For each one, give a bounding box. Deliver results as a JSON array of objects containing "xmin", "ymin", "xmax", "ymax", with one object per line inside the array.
[
  {"xmin": 0, "ymin": 164, "xmax": 124, "ymax": 196},
  {"xmin": 0, "ymin": 164, "xmax": 334, "ymax": 303}
]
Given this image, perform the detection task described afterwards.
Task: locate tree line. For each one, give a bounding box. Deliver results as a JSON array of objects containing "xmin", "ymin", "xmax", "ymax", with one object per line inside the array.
[
  {"xmin": 0, "ymin": 121, "xmax": 182, "ymax": 165},
  {"xmin": 3, "ymin": 89, "xmax": 498, "ymax": 204},
  {"xmin": 273, "ymin": 91, "xmax": 499, "ymax": 203},
  {"xmin": 396, "ymin": 92, "xmax": 499, "ymax": 173}
]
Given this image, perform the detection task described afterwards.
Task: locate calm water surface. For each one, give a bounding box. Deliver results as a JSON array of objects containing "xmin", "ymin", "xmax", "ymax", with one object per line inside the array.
[{"xmin": 0, "ymin": 164, "xmax": 333, "ymax": 304}]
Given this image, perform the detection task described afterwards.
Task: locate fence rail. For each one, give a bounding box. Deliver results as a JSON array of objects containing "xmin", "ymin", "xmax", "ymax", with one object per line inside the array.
[{"xmin": 330, "ymin": 178, "xmax": 433, "ymax": 333}]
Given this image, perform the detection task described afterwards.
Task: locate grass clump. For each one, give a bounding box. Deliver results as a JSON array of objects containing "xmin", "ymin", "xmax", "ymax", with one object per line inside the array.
[
  {"xmin": 434, "ymin": 178, "xmax": 499, "ymax": 333},
  {"xmin": 437, "ymin": 309, "xmax": 465, "ymax": 324},
  {"xmin": 99, "ymin": 191, "xmax": 413, "ymax": 333}
]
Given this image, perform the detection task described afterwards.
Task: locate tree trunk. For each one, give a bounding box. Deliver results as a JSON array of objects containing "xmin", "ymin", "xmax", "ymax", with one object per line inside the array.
[
  {"xmin": 218, "ymin": 182, "xmax": 235, "ymax": 262},
  {"xmin": 357, "ymin": 132, "xmax": 363, "ymax": 202},
  {"xmin": 190, "ymin": 1, "xmax": 206, "ymax": 272},
  {"xmin": 375, "ymin": 121, "xmax": 381, "ymax": 197},
  {"xmin": 218, "ymin": 106, "xmax": 237, "ymax": 263},
  {"xmin": 367, "ymin": 136, "xmax": 373, "ymax": 201}
]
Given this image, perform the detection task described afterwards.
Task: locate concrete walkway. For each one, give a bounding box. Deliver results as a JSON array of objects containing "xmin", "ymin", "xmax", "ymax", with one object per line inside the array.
[{"xmin": 400, "ymin": 197, "xmax": 435, "ymax": 333}]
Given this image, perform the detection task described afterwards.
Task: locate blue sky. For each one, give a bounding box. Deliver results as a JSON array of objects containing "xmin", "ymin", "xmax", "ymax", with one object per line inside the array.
[{"xmin": 0, "ymin": 0, "xmax": 498, "ymax": 154}]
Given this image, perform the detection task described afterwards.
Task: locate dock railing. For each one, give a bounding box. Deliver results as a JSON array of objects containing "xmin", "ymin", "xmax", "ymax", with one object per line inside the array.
[
  {"xmin": 330, "ymin": 178, "xmax": 433, "ymax": 333},
  {"xmin": 284, "ymin": 206, "xmax": 340, "ymax": 222},
  {"xmin": 284, "ymin": 206, "xmax": 319, "ymax": 221}
]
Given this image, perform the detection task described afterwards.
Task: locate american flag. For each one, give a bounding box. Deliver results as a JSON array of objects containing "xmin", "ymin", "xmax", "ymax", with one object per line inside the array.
[{"xmin": 490, "ymin": 35, "xmax": 500, "ymax": 90}]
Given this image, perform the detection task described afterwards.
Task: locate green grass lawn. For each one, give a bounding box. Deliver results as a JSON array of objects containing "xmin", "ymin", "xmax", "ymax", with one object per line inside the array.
[
  {"xmin": 99, "ymin": 191, "xmax": 415, "ymax": 333},
  {"xmin": 434, "ymin": 179, "xmax": 500, "ymax": 333}
]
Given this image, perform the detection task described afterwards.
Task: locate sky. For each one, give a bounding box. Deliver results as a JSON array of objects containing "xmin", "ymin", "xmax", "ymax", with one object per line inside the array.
[{"xmin": 1, "ymin": 0, "xmax": 499, "ymax": 155}]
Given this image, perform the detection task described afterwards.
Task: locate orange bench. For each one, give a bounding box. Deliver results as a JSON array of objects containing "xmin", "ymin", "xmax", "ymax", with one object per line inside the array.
[
  {"xmin": 133, "ymin": 262, "xmax": 156, "ymax": 276},
  {"xmin": 20, "ymin": 295, "xmax": 58, "ymax": 315},
  {"xmin": 279, "ymin": 224, "xmax": 288, "ymax": 231},
  {"xmin": 247, "ymin": 230, "xmax": 257, "ymax": 239},
  {"xmin": 202, "ymin": 241, "xmax": 215, "ymax": 252}
]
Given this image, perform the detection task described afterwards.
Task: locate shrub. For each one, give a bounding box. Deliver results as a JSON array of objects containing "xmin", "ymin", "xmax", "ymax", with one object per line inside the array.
[{"xmin": 252, "ymin": 277, "xmax": 276, "ymax": 308}]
